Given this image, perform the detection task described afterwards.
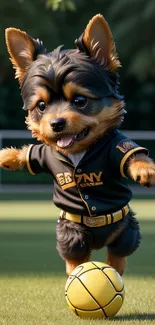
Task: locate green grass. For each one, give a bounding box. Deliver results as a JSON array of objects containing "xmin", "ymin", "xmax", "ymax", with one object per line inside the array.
[{"xmin": 0, "ymin": 200, "xmax": 155, "ymax": 324}]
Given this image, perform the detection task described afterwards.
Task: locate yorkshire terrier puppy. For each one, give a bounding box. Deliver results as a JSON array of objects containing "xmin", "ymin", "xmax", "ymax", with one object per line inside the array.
[{"xmin": 1, "ymin": 14, "xmax": 155, "ymax": 276}]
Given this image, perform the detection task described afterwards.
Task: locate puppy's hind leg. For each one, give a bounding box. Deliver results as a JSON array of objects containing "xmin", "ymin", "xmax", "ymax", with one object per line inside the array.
[
  {"xmin": 106, "ymin": 249, "xmax": 126, "ymax": 276},
  {"xmin": 56, "ymin": 219, "xmax": 93, "ymax": 276},
  {"xmin": 66, "ymin": 256, "xmax": 91, "ymax": 276}
]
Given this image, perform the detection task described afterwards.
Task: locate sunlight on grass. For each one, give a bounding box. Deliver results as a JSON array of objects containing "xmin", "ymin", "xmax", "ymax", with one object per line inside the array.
[
  {"xmin": 131, "ymin": 200, "xmax": 155, "ymax": 220},
  {"xmin": 0, "ymin": 201, "xmax": 59, "ymax": 219},
  {"xmin": 0, "ymin": 199, "xmax": 155, "ymax": 220},
  {"xmin": 0, "ymin": 200, "xmax": 155, "ymax": 324},
  {"xmin": 0, "ymin": 275, "xmax": 155, "ymax": 325}
]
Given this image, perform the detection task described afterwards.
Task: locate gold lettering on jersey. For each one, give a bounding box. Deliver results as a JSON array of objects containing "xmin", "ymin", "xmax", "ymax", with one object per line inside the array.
[
  {"xmin": 83, "ymin": 173, "xmax": 94, "ymax": 182},
  {"xmin": 93, "ymin": 171, "xmax": 103, "ymax": 182},
  {"xmin": 56, "ymin": 171, "xmax": 103, "ymax": 190},
  {"xmin": 56, "ymin": 172, "xmax": 76, "ymax": 190},
  {"xmin": 64, "ymin": 172, "xmax": 73, "ymax": 184},
  {"xmin": 56, "ymin": 173, "xmax": 66, "ymax": 186},
  {"xmin": 75, "ymin": 171, "xmax": 103, "ymax": 187}
]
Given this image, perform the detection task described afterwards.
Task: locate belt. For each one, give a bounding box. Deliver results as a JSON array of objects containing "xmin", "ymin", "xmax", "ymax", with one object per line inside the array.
[{"xmin": 59, "ymin": 205, "xmax": 129, "ymax": 228}]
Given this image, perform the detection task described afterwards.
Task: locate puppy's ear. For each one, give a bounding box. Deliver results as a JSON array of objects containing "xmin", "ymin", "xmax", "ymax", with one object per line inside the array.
[
  {"xmin": 75, "ymin": 14, "xmax": 120, "ymax": 72},
  {"xmin": 5, "ymin": 28, "xmax": 46, "ymax": 83}
]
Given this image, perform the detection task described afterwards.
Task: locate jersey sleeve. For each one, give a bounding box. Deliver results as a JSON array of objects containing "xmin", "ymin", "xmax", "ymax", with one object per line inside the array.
[
  {"xmin": 26, "ymin": 144, "xmax": 50, "ymax": 175},
  {"xmin": 109, "ymin": 135, "xmax": 149, "ymax": 178}
]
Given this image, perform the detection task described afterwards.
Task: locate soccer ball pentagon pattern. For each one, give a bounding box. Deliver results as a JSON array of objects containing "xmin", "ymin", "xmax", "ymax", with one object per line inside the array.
[{"xmin": 65, "ymin": 261, "xmax": 125, "ymax": 318}]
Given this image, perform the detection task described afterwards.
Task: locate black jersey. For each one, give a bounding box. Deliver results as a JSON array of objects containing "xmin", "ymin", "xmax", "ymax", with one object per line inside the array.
[{"xmin": 26, "ymin": 129, "xmax": 148, "ymax": 216}]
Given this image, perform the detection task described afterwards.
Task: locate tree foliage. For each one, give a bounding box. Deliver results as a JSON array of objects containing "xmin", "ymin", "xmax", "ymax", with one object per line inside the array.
[
  {"xmin": 0, "ymin": 0, "xmax": 155, "ymax": 130},
  {"xmin": 46, "ymin": 0, "xmax": 76, "ymax": 11},
  {"xmin": 1, "ymin": 0, "xmax": 155, "ymax": 81},
  {"xmin": 46, "ymin": 0, "xmax": 155, "ymax": 80}
]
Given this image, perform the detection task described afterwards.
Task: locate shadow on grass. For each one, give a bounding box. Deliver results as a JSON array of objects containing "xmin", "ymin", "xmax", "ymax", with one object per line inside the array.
[
  {"xmin": 0, "ymin": 219, "xmax": 155, "ymax": 276},
  {"xmin": 114, "ymin": 313, "xmax": 155, "ymax": 321}
]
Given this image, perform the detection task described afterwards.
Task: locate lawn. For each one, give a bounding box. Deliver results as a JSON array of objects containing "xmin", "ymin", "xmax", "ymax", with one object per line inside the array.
[{"xmin": 0, "ymin": 199, "xmax": 155, "ymax": 325}]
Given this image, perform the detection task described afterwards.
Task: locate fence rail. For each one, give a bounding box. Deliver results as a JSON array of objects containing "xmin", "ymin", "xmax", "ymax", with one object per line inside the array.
[{"xmin": 1, "ymin": 130, "xmax": 155, "ymax": 140}]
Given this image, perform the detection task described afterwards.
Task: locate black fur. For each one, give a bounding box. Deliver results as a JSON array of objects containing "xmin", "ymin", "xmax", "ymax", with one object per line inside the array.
[
  {"xmin": 56, "ymin": 209, "xmax": 141, "ymax": 261},
  {"xmin": 21, "ymin": 46, "xmax": 123, "ymax": 112},
  {"xmin": 56, "ymin": 219, "xmax": 93, "ymax": 261}
]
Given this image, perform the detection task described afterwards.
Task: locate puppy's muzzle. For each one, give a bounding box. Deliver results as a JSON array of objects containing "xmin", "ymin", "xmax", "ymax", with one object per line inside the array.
[{"xmin": 51, "ymin": 118, "xmax": 66, "ymax": 132}]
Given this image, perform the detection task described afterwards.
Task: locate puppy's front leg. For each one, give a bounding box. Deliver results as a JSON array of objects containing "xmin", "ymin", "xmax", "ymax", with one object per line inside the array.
[
  {"xmin": 0, "ymin": 146, "xmax": 28, "ymax": 171},
  {"xmin": 128, "ymin": 153, "xmax": 155, "ymax": 187}
]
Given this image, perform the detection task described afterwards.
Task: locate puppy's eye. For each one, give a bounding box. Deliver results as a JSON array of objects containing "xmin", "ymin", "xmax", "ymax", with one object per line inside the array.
[
  {"xmin": 72, "ymin": 95, "xmax": 87, "ymax": 109},
  {"xmin": 37, "ymin": 100, "xmax": 46, "ymax": 112}
]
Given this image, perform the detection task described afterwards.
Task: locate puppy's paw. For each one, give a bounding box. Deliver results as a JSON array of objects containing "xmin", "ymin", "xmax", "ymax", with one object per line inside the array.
[
  {"xmin": 0, "ymin": 148, "xmax": 21, "ymax": 170},
  {"xmin": 128, "ymin": 154, "xmax": 155, "ymax": 187},
  {"xmin": 131, "ymin": 161, "xmax": 155, "ymax": 187}
]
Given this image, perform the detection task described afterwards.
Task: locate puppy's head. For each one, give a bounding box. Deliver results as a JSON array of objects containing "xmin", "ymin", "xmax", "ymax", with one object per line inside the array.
[{"xmin": 6, "ymin": 14, "xmax": 125, "ymax": 155}]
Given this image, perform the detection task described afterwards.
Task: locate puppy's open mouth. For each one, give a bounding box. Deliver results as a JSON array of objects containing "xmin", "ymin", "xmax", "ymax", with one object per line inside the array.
[{"xmin": 57, "ymin": 128, "xmax": 89, "ymax": 149}]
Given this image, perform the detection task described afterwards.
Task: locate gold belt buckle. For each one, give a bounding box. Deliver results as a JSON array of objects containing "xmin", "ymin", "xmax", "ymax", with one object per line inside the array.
[{"xmin": 84, "ymin": 216, "xmax": 106, "ymax": 227}]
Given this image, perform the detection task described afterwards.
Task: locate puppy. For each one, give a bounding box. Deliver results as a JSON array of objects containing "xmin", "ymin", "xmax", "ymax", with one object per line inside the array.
[{"xmin": 1, "ymin": 14, "xmax": 155, "ymax": 276}]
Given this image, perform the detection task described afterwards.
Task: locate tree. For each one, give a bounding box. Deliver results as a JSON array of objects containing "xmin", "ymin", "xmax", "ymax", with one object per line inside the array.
[
  {"xmin": 1, "ymin": 0, "xmax": 155, "ymax": 130},
  {"xmin": 46, "ymin": 0, "xmax": 155, "ymax": 80},
  {"xmin": 46, "ymin": 0, "xmax": 76, "ymax": 11}
]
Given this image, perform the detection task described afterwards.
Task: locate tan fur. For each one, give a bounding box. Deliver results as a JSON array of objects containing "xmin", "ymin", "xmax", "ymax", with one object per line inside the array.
[
  {"xmin": 0, "ymin": 146, "xmax": 28, "ymax": 170},
  {"xmin": 18, "ymin": 146, "xmax": 29, "ymax": 168},
  {"xmin": 5, "ymin": 28, "xmax": 35, "ymax": 83},
  {"xmin": 26, "ymin": 104, "xmax": 98, "ymax": 153},
  {"xmin": 58, "ymin": 100, "xmax": 124, "ymax": 154},
  {"xmin": 63, "ymin": 82, "xmax": 98, "ymax": 100},
  {"xmin": 26, "ymin": 99, "xmax": 125, "ymax": 156},
  {"xmin": 27, "ymin": 87, "xmax": 51, "ymax": 110},
  {"xmin": 128, "ymin": 153, "xmax": 155, "ymax": 186},
  {"xmin": 66, "ymin": 258, "xmax": 90, "ymax": 276},
  {"xmin": 83, "ymin": 14, "xmax": 120, "ymax": 72},
  {"xmin": 96, "ymin": 99, "xmax": 125, "ymax": 132},
  {"xmin": 106, "ymin": 250, "xmax": 126, "ymax": 276},
  {"xmin": 26, "ymin": 113, "xmax": 42, "ymax": 140}
]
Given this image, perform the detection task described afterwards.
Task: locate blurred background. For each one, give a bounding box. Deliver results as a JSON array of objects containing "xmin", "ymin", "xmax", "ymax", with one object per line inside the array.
[
  {"xmin": 0, "ymin": 2, "xmax": 155, "ymax": 312},
  {"xmin": 0, "ymin": 0, "xmax": 155, "ymax": 190}
]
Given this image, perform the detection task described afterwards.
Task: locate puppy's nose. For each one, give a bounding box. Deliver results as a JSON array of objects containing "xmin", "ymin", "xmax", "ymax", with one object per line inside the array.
[{"xmin": 50, "ymin": 118, "xmax": 66, "ymax": 132}]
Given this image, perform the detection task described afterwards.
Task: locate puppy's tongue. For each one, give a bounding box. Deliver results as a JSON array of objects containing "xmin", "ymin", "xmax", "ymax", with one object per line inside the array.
[{"xmin": 57, "ymin": 135, "xmax": 74, "ymax": 148}]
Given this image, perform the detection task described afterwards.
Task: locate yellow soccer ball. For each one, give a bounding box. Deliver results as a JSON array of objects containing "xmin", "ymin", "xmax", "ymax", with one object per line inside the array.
[{"xmin": 65, "ymin": 261, "xmax": 125, "ymax": 318}]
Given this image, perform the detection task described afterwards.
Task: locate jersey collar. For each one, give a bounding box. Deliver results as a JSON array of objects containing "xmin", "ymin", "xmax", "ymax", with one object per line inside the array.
[{"xmin": 53, "ymin": 129, "xmax": 118, "ymax": 166}]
